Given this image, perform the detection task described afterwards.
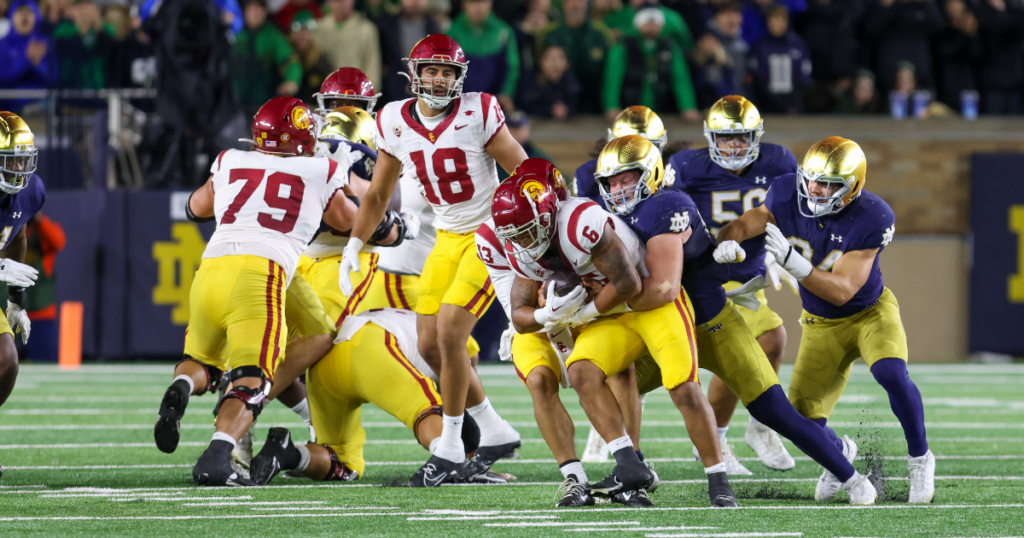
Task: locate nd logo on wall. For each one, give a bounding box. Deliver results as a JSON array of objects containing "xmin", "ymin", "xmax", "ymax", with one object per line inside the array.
[{"xmin": 152, "ymin": 222, "xmax": 207, "ymax": 325}]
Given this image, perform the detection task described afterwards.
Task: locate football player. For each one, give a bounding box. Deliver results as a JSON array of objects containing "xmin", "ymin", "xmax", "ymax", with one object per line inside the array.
[
  {"xmin": 313, "ymin": 67, "xmax": 381, "ymax": 114},
  {"xmin": 666, "ymin": 96, "xmax": 799, "ymax": 473},
  {"xmin": 0, "ymin": 112, "xmax": 45, "ymax": 479},
  {"xmin": 574, "ymin": 106, "xmax": 669, "ymax": 204},
  {"xmin": 595, "ymin": 135, "xmax": 877, "ymax": 505},
  {"xmin": 495, "ymin": 173, "xmax": 735, "ymax": 507},
  {"xmin": 337, "ymin": 34, "xmax": 528, "ymax": 485},
  {"xmin": 716, "ymin": 136, "xmax": 935, "ymax": 503},
  {"xmin": 153, "ymin": 97, "xmax": 368, "ymax": 486}
]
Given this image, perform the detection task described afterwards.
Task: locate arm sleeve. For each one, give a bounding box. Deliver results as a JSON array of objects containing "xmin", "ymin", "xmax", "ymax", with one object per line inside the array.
[
  {"xmin": 602, "ymin": 44, "xmax": 627, "ymax": 112},
  {"xmin": 568, "ymin": 203, "xmax": 614, "ymax": 253},
  {"xmin": 374, "ymin": 107, "xmax": 393, "ymax": 156},
  {"xmin": 210, "ymin": 150, "xmax": 230, "ymax": 174},
  {"xmin": 489, "ymin": 268, "xmax": 516, "ymax": 320},
  {"xmin": 852, "ymin": 206, "xmax": 896, "ymax": 250},
  {"xmin": 323, "ymin": 157, "xmax": 350, "ymax": 208},
  {"xmin": 763, "ymin": 174, "xmax": 795, "ymax": 215},
  {"xmin": 669, "ymin": 41, "xmax": 698, "ymax": 112},
  {"xmin": 480, "ymin": 93, "xmax": 506, "ymax": 147}
]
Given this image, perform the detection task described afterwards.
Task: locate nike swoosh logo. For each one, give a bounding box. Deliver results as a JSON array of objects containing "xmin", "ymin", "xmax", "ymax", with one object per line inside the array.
[
  {"xmin": 424, "ymin": 472, "xmax": 448, "ymax": 487},
  {"xmin": 454, "ymin": 124, "xmax": 468, "ymax": 130}
]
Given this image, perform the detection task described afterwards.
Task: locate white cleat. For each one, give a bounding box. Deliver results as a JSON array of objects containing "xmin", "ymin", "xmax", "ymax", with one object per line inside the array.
[
  {"xmin": 231, "ymin": 426, "xmax": 254, "ymax": 470},
  {"xmin": 815, "ymin": 435, "xmax": 858, "ymax": 501},
  {"xmin": 745, "ymin": 421, "xmax": 795, "ymax": 471},
  {"xmin": 908, "ymin": 450, "xmax": 935, "ymax": 503},
  {"xmin": 842, "ymin": 472, "xmax": 877, "ymax": 505},
  {"xmin": 692, "ymin": 443, "xmax": 753, "ymax": 476},
  {"xmin": 582, "ymin": 426, "xmax": 610, "ymax": 462}
]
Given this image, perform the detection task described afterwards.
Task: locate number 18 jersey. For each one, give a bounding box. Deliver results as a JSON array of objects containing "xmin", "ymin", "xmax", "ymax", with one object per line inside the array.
[
  {"xmin": 374, "ymin": 92, "xmax": 506, "ymax": 234},
  {"xmin": 204, "ymin": 149, "xmax": 349, "ymax": 280}
]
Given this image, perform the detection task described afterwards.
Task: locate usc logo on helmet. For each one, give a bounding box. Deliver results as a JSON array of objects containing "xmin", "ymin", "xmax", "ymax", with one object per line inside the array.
[
  {"xmin": 521, "ymin": 180, "xmax": 546, "ymax": 202},
  {"xmin": 291, "ymin": 107, "xmax": 311, "ymax": 130}
]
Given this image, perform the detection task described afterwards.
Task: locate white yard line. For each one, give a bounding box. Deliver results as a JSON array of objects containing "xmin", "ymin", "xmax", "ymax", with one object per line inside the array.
[
  {"xmin": 482, "ymin": 521, "xmax": 641, "ymax": 527},
  {"xmin": 407, "ymin": 515, "xmax": 560, "ymax": 521},
  {"xmin": 644, "ymin": 533, "xmax": 802, "ymax": 538},
  {"xmin": 181, "ymin": 501, "xmax": 325, "ymax": 506},
  {"xmin": 110, "ymin": 497, "xmax": 253, "ymax": 502},
  {"xmin": 562, "ymin": 528, "xmax": 719, "ymax": 533},
  {"xmin": 250, "ymin": 506, "xmax": 398, "ymax": 511}
]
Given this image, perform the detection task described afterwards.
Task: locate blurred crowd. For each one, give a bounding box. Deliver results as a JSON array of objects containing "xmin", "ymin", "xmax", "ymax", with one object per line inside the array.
[{"xmin": 2, "ymin": 0, "xmax": 1023, "ymax": 119}]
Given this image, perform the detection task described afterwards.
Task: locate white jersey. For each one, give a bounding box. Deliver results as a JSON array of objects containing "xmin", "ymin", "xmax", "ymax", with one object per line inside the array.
[
  {"xmin": 374, "ymin": 92, "xmax": 505, "ymax": 234},
  {"xmin": 304, "ymin": 141, "xmax": 371, "ymax": 259},
  {"xmin": 376, "ymin": 173, "xmax": 437, "ymax": 275},
  {"xmin": 335, "ymin": 308, "xmax": 435, "ymax": 380},
  {"xmin": 204, "ymin": 148, "xmax": 349, "ymax": 280}
]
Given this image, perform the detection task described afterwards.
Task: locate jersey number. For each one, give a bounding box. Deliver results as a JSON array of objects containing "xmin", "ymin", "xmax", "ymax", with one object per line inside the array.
[
  {"xmin": 582, "ymin": 226, "xmax": 599, "ymax": 243},
  {"xmin": 222, "ymin": 169, "xmax": 306, "ymax": 233},
  {"xmin": 410, "ymin": 148, "xmax": 474, "ymax": 205},
  {"xmin": 477, "ymin": 244, "xmax": 494, "ymax": 265},
  {"xmin": 711, "ymin": 189, "xmax": 768, "ymax": 225}
]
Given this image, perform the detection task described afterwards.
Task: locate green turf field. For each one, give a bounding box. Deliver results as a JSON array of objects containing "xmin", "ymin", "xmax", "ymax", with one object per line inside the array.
[{"xmin": 1, "ymin": 363, "xmax": 1022, "ymax": 537}]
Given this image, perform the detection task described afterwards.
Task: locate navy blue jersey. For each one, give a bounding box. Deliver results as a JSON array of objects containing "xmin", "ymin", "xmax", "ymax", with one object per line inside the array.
[
  {"xmin": 627, "ymin": 189, "xmax": 730, "ymax": 325},
  {"xmin": 0, "ymin": 175, "xmax": 45, "ymax": 250},
  {"xmin": 667, "ymin": 142, "xmax": 798, "ymax": 283},
  {"xmin": 320, "ymin": 139, "xmax": 377, "ymax": 180},
  {"xmin": 572, "ymin": 158, "xmax": 603, "ymax": 205},
  {"xmin": 765, "ymin": 174, "xmax": 895, "ymax": 319}
]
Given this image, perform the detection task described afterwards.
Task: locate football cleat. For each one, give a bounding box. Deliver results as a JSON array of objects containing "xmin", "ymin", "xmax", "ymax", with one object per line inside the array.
[
  {"xmin": 249, "ymin": 427, "xmax": 301, "ymax": 486},
  {"xmin": 708, "ymin": 471, "xmax": 738, "ymax": 507},
  {"xmin": 843, "ymin": 472, "xmax": 877, "ymax": 505},
  {"xmin": 555, "ymin": 475, "xmax": 595, "ymax": 507},
  {"xmin": 154, "ymin": 383, "xmax": 189, "ymax": 454},
  {"xmin": 468, "ymin": 471, "xmax": 510, "ymax": 484},
  {"xmin": 692, "ymin": 443, "xmax": 753, "ymax": 476},
  {"xmin": 908, "ymin": 450, "xmax": 935, "ymax": 503},
  {"xmin": 232, "ymin": 426, "xmax": 254, "ymax": 469},
  {"xmin": 815, "ymin": 435, "xmax": 858, "ymax": 501},
  {"xmin": 647, "ymin": 462, "xmax": 660, "ymax": 493},
  {"xmin": 459, "ymin": 440, "xmax": 521, "ymax": 482},
  {"xmin": 408, "ymin": 455, "xmax": 461, "ymax": 487},
  {"xmin": 193, "ymin": 442, "xmax": 255, "ymax": 487},
  {"xmin": 588, "ymin": 461, "xmax": 653, "ymax": 497},
  {"xmin": 612, "ymin": 488, "xmax": 654, "ymax": 507},
  {"xmin": 0, "ymin": 461, "xmax": 3, "ymax": 479},
  {"xmin": 581, "ymin": 426, "xmax": 610, "ymax": 462},
  {"xmin": 746, "ymin": 421, "xmax": 795, "ymax": 471}
]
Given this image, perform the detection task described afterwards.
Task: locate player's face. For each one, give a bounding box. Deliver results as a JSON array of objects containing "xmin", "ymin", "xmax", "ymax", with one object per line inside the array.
[
  {"xmin": 716, "ymin": 133, "xmax": 751, "ymax": 151},
  {"xmin": 605, "ymin": 169, "xmax": 642, "ymax": 205},
  {"xmin": 807, "ymin": 179, "xmax": 841, "ymax": 198},
  {"xmin": 420, "ymin": 65, "xmax": 458, "ymax": 96},
  {"xmin": 325, "ymin": 98, "xmax": 367, "ymax": 110}
]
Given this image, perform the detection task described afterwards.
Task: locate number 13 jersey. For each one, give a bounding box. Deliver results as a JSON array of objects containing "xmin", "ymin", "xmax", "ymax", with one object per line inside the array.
[
  {"xmin": 374, "ymin": 92, "xmax": 506, "ymax": 234},
  {"xmin": 204, "ymin": 149, "xmax": 350, "ymax": 280}
]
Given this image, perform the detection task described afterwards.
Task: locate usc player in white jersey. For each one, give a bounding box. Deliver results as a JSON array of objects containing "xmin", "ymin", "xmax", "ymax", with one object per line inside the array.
[
  {"xmin": 152, "ymin": 97, "xmax": 359, "ymax": 487},
  {"xmin": 337, "ymin": 34, "xmax": 528, "ymax": 484}
]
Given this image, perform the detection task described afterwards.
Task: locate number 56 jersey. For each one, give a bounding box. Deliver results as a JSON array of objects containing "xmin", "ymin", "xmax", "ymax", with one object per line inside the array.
[
  {"xmin": 374, "ymin": 92, "xmax": 506, "ymax": 234},
  {"xmin": 204, "ymin": 148, "xmax": 350, "ymax": 281}
]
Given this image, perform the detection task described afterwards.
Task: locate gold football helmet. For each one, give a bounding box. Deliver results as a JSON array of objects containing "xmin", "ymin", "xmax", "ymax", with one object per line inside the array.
[
  {"xmin": 0, "ymin": 112, "xmax": 37, "ymax": 195},
  {"xmin": 320, "ymin": 106, "xmax": 376, "ymax": 151},
  {"xmin": 797, "ymin": 136, "xmax": 867, "ymax": 217},
  {"xmin": 703, "ymin": 95, "xmax": 764, "ymax": 171},
  {"xmin": 608, "ymin": 106, "xmax": 667, "ymax": 150},
  {"xmin": 594, "ymin": 135, "xmax": 665, "ymax": 216}
]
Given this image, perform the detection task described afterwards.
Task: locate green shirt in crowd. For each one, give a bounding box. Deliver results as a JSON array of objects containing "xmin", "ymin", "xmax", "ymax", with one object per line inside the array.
[
  {"xmin": 233, "ymin": 23, "xmax": 303, "ymax": 108},
  {"xmin": 539, "ymin": 20, "xmax": 615, "ymax": 114},
  {"xmin": 603, "ymin": 6, "xmax": 693, "ymax": 53},
  {"xmin": 602, "ymin": 36, "xmax": 697, "ymax": 114},
  {"xmin": 446, "ymin": 13, "xmax": 520, "ymax": 98}
]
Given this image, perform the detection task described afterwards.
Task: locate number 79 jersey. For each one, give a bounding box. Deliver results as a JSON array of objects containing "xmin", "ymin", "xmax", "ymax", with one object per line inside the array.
[
  {"xmin": 203, "ymin": 149, "xmax": 349, "ymax": 280},
  {"xmin": 374, "ymin": 92, "xmax": 506, "ymax": 234}
]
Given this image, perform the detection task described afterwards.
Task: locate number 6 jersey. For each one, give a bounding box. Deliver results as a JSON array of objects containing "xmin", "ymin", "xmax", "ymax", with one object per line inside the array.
[
  {"xmin": 374, "ymin": 92, "xmax": 506, "ymax": 234},
  {"xmin": 204, "ymin": 149, "xmax": 350, "ymax": 280}
]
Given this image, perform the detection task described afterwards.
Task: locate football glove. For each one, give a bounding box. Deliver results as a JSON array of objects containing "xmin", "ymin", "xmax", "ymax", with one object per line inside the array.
[
  {"xmin": 337, "ymin": 239, "xmax": 363, "ymax": 296},
  {"xmin": 713, "ymin": 240, "xmax": 746, "ymax": 264},
  {"xmin": 533, "ymin": 282, "xmax": 587, "ymax": 328},
  {"xmin": 0, "ymin": 258, "xmax": 38, "ymax": 288},
  {"xmin": 765, "ymin": 223, "xmax": 813, "ymax": 280},
  {"xmin": 725, "ymin": 275, "xmax": 769, "ymax": 312},
  {"xmin": 764, "ymin": 255, "xmax": 800, "ymax": 294},
  {"xmin": 401, "ymin": 212, "xmax": 421, "ymax": 242},
  {"xmin": 498, "ymin": 327, "xmax": 515, "ymax": 362},
  {"xmin": 6, "ymin": 301, "xmax": 30, "ymax": 344},
  {"xmin": 549, "ymin": 301, "xmax": 600, "ymax": 331}
]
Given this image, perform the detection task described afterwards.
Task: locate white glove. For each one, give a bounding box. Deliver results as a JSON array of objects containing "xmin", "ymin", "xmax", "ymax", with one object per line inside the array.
[
  {"xmin": 0, "ymin": 258, "xmax": 38, "ymax": 288},
  {"xmin": 764, "ymin": 255, "xmax": 800, "ymax": 294},
  {"xmin": 6, "ymin": 301, "xmax": 30, "ymax": 344},
  {"xmin": 764, "ymin": 223, "xmax": 813, "ymax": 280},
  {"xmin": 552, "ymin": 301, "xmax": 600, "ymax": 330},
  {"xmin": 725, "ymin": 276, "xmax": 769, "ymax": 312},
  {"xmin": 337, "ymin": 239, "xmax": 364, "ymax": 296},
  {"xmin": 498, "ymin": 327, "xmax": 516, "ymax": 362},
  {"xmin": 713, "ymin": 240, "xmax": 746, "ymax": 264},
  {"xmin": 533, "ymin": 282, "xmax": 587, "ymax": 327},
  {"xmin": 401, "ymin": 212, "xmax": 421, "ymax": 242}
]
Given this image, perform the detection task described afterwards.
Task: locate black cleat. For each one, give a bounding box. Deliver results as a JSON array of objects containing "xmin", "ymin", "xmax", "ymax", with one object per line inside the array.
[
  {"xmin": 555, "ymin": 475, "xmax": 595, "ymax": 507},
  {"xmin": 154, "ymin": 382, "xmax": 189, "ymax": 454},
  {"xmin": 408, "ymin": 455, "xmax": 461, "ymax": 487},
  {"xmin": 708, "ymin": 471, "xmax": 738, "ymax": 507},
  {"xmin": 588, "ymin": 462, "xmax": 653, "ymax": 497},
  {"xmin": 193, "ymin": 441, "xmax": 255, "ymax": 487},
  {"xmin": 612, "ymin": 488, "xmax": 655, "ymax": 507},
  {"xmin": 250, "ymin": 427, "xmax": 301, "ymax": 485},
  {"xmin": 458, "ymin": 440, "xmax": 521, "ymax": 482}
]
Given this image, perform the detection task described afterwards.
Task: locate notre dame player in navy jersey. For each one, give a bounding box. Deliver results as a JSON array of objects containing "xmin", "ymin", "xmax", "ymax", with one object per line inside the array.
[
  {"xmin": 666, "ymin": 96, "xmax": 798, "ymax": 473},
  {"xmin": 574, "ymin": 107, "xmax": 668, "ymax": 204},
  {"xmin": 0, "ymin": 112, "xmax": 46, "ymax": 478},
  {"xmin": 717, "ymin": 136, "xmax": 935, "ymax": 504},
  {"xmin": 594, "ymin": 135, "xmax": 877, "ymax": 505}
]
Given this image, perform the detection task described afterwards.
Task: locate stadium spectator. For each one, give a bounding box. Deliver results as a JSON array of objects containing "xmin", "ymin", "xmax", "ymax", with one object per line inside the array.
[
  {"xmin": 314, "ymin": 0, "xmax": 381, "ymax": 89},
  {"xmin": 20, "ymin": 213, "xmax": 65, "ymax": 363},
  {"xmin": 539, "ymin": 0, "xmax": 615, "ymax": 115},
  {"xmin": 935, "ymin": 0, "xmax": 982, "ymax": 112},
  {"xmin": 747, "ymin": 5, "xmax": 811, "ymax": 113},
  {"xmin": 289, "ymin": 11, "xmax": 332, "ymax": 106},
  {"xmin": 233, "ymin": 0, "xmax": 301, "ymax": 115},
  {"xmin": 976, "ymin": 0, "xmax": 1024, "ymax": 114},
  {"xmin": 832, "ymin": 69, "xmax": 882, "ymax": 114},
  {"xmin": 377, "ymin": 0, "xmax": 439, "ymax": 105},
  {"xmin": 662, "ymin": 0, "xmax": 713, "ymax": 38},
  {"xmin": 497, "ymin": 111, "xmax": 551, "ymax": 180},
  {"xmin": 517, "ymin": 44, "xmax": 579, "ymax": 120},
  {"xmin": 510, "ymin": 0, "xmax": 558, "ymax": 78},
  {"xmin": 102, "ymin": 3, "xmax": 154, "ymax": 89},
  {"xmin": 40, "ymin": 0, "xmax": 71, "ymax": 35},
  {"xmin": 53, "ymin": 0, "xmax": 113, "ymax": 89},
  {"xmin": 446, "ymin": 0, "xmax": 519, "ymax": 111},
  {"xmin": 689, "ymin": 31, "xmax": 738, "ymax": 108},
  {"xmin": 794, "ymin": 0, "xmax": 862, "ymax": 84},
  {"xmin": 740, "ymin": 0, "xmax": 806, "ymax": 46},
  {"xmin": 271, "ymin": 0, "xmax": 320, "ymax": 33},
  {"xmin": 140, "ymin": 0, "xmax": 244, "ymax": 34},
  {"xmin": 705, "ymin": 1, "xmax": 747, "ymax": 95},
  {"xmin": 0, "ymin": 0, "xmax": 56, "ymax": 110},
  {"xmin": 0, "ymin": 0, "xmax": 11, "ymax": 39},
  {"xmin": 603, "ymin": 0, "xmax": 693, "ymax": 51},
  {"xmin": 602, "ymin": 8, "xmax": 699, "ymax": 121},
  {"xmin": 863, "ymin": 0, "xmax": 944, "ymax": 93}
]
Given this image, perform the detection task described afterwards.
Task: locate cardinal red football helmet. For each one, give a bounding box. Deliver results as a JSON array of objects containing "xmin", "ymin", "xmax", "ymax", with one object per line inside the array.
[
  {"xmin": 404, "ymin": 34, "xmax": 469, "ymax": 110},
  {"xmin": 509, "ymin": 158, "xmax": 573, "ymax": 201},
  {"xmin": 492, "ymin": 171, "xmax": 560, "ymax": 263},
  {"xmin": 251, "ymin": 97, "xmax": 316, "ymax": 157},
  {"xmin": 314, "ymin": 67, "xmax": 380, "ymax": 114}
]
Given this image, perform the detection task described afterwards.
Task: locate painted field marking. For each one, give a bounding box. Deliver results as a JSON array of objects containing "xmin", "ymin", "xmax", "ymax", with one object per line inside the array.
[
  {"xmin": 250, "ymin": 506, "xmax": 399, "ymax": 511},
  {"xmin": 110, "ymin": 496, "xmax": 253, "ymax": 502},
  {"xmin": 38, "ymin": 492, "xmax": 186, "ymax": 498},
  {"xmin": 644, "ymin": 534, "xmax": 802, "ymax": 538},
  {"xmin": 182, "ymin": 501, "xmax": 325, "ymax": 507},
  {"xmin": 562, "ymin": 528, "xmax": 720, "ymax": 533},
  {"xmin": 482, "ymin": 521, "xmax": 642, "ymax": 527},
  {"xmin": 407, "ymin": 516, "xmax": 560, "ymax": 521}
]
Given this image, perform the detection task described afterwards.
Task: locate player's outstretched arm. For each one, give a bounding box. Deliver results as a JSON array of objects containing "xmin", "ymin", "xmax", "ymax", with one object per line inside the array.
[
  {"xmin": 717, "ymin": 205, "xmax": 776, "ymax": 248},
  {"xmin": 628, "ymin": 232, "xmax": 686, "ymax": 312},
  {"xmin": 509, "ymin": 276, "xmax": 545, "ymax": 334},
  {"xmin": 185, "ymin": 176, "xmax": 216, "ymax": 221},
  {"xmin": 799, "ymin": 248, "xmax": 877, "ymax": 306},
  {"xmin": 589, "ymin": 223, "xmax": 642, "ymax": 313},
  {"xmin": 337, "ymin": 152, "xmax": 402, "ymax": 294},
  {"xmin": 485, "ymin": 125, "xmax": 529, "ymax": 175}
]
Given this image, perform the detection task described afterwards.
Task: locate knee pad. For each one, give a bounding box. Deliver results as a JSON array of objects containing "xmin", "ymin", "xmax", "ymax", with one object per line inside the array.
[
  {"xmin": 176, "ymin": 356, "xmax": 223, "ymax": 393},
  {"xmin": 222, "ymin": 367, "xmax": 271, "ymax": 419},
  {"xmin": 320, "ymin": 446, "xmax": 359, "ymax": 482}
]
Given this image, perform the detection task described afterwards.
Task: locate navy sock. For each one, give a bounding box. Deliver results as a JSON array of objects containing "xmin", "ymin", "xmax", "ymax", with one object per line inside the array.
[
  {"xmin": 871, "ymin": 358, "xmax": 928, "ymax": 457},
  {"xmin": 811, "ymin": 417, "xmax": 844, "ymax": 454},
  {"xmin": 747, "ymin": 385, "xmax": 855, "ymax": 482}
]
